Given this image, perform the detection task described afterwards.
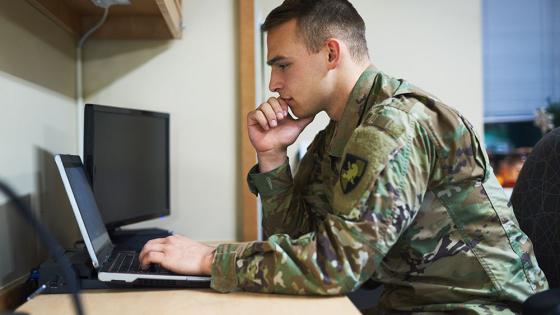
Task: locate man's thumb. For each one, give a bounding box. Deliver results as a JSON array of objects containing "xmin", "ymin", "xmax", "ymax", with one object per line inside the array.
[{"xmin": 295, "ymin": 115, "xmax": 314, "ymax": 129}]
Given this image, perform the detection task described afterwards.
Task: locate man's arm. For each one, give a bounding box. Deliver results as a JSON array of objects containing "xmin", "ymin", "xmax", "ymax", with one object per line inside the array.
[
  {"xmin": 245, "ymin": 97, "xmax": 316, "ymax": 238},
  {"xmin": 138, "ymin": 103, "xmax": 433, "ymax": 294},
  {"xmin": 212, "ymin": 109, "xmax": 435, "ymax": 294},
  {"xmin": 138, "ymin": 96, "xmax": 315, "ymax": 273},
  {"xmin": 248, "ymin": 128, "xmax": 330, "ymax": 239}
]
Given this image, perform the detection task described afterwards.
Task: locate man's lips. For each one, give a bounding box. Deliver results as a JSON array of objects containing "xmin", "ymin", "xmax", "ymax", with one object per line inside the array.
[{"xmin": 280, "ymin": 97, "xmax": 293, "ymax": 107}]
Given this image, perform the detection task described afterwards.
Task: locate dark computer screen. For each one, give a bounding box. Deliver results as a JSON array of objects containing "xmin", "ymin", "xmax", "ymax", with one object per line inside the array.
[
  {"xmin": 84, "ymin": 104, "xmax": 170, "ymax": 230},
  {"xmin": 63, "ymin": 158, "xmax": 111, "ymax": 255}
]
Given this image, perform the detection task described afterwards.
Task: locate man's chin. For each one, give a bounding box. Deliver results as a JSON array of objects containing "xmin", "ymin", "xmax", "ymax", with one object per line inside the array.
[{"xmin": 290, "ymin": 108, "xmax": 319, "ymax": 120}]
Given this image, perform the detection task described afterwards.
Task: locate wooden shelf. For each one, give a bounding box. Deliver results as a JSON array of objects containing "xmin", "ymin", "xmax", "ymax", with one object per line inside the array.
[{"xmin": 27, "ymin": 0, "xmax": 182, "ymax": 39}]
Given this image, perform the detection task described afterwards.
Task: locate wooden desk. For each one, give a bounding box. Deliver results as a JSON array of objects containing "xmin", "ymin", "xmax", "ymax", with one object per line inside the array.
[{"xmin": 17, "ymin": 288, "xmax": 360, "ymax": 315}]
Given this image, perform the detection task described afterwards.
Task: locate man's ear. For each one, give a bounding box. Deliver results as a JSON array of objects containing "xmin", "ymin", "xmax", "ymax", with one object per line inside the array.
[{"xmin": 325, "ymin": 38, "xmax": 341, "ymax": 69}]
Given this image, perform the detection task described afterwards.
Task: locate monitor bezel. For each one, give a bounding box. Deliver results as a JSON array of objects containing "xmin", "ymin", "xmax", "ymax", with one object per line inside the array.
[{"xmin": 83, "ymin": 103, "xmax": 171, "ymax": 230}]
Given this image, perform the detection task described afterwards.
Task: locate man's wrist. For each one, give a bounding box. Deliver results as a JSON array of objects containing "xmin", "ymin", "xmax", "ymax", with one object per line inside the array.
[
  {"xmin": 257, "ymin": 148, "xmax": 287, "ymax": 173},
  {"xmin": 203, "ymin": 248, "xmax": 216, "ymax": 275}
]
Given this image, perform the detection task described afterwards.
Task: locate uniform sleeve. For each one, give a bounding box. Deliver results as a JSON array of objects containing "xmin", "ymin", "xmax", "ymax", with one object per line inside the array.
[
  {"xmin": 212, "ymin": 106, "xmax": 435, "ymax": 294},
  {"xmin": 246, "ymin": 130, "xmax": 329, "ymax": 239}
]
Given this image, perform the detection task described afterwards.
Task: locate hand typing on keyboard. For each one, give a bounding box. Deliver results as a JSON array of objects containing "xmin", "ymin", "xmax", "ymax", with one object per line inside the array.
[{"xmin": 138, "ymin": 234, "xmax": 216, "ymax": 275}]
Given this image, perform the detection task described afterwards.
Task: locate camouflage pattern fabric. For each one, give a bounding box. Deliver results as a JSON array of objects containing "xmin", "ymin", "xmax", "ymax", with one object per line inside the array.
[{"xmin": 210, "ymin": 66, "xmax": 548, "ymax": 314}]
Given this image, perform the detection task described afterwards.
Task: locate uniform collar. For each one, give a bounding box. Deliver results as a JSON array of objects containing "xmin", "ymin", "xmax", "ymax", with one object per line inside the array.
[
  {"xmin": 326, "ymin": 65, "xmax": 416, "ymax": 158},
  {"xmin": 327, "ymin": 65, "xmax": 379, "ymax": 158}
]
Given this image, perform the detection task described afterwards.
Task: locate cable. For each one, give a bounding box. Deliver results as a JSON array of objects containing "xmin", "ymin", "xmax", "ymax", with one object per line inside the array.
[
  {"xmin": 78, "ymin": 6, "xmax": 110, "ymax": 49},
  {"xmin": 76, "ymin": 5, "xmax": 111, "ymax": 160},
  {"xmin": 0, "ymin": 180, "xmax": 84, "ymax": 315}
]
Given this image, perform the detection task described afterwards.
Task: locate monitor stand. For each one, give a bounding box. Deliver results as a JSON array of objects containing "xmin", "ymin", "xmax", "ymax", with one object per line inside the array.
[{"xmin": 109, "ymin": 228, "xmax": 173, "ymax": 250}]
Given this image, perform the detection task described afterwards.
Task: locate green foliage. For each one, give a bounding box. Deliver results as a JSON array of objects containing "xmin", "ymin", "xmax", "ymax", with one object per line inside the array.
[{"xmin": 546, "ymin": 100, "xmax": 560, "ymax": 128}]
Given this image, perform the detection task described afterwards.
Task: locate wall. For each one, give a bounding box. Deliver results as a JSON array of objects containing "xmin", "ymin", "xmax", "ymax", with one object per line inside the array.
[
  {"xmin": 256, "ymin": 0, "xmax": 484, "ymax": 166},
  {"xmin": 83, "ymin": 0, "xmax": 238, "ymax": 241},
  {"xmin": 0, "ymin": 1, "xmax": 78, "ymax": 289}
]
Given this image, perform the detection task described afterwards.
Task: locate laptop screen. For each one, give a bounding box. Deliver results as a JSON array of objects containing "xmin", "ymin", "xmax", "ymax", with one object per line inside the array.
[{"xmin": 56, "ymin": 155, "xmax": 111, "ymax": 266}]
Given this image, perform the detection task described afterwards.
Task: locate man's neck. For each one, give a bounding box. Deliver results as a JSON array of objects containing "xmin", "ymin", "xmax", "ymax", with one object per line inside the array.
[{"xmin": 327, "ymin": 62, "xmax": 371, "ymax": 122}]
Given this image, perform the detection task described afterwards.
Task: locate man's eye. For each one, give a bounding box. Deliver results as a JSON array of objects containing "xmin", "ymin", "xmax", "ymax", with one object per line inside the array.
[{"xmin": 278, "ymin": 64, "xmax": 289, "ymax": 70}]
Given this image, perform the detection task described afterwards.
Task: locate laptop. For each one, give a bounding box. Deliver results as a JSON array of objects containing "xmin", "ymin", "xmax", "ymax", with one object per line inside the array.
[{"xmin": 54, "ymin": 154, "xmax": 211, "ymax": 287}]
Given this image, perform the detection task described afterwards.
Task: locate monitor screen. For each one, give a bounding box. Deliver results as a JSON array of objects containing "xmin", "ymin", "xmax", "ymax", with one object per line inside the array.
[{"xmin": 84, "ymin": 104, "xmax": 170, "ymax": 229}]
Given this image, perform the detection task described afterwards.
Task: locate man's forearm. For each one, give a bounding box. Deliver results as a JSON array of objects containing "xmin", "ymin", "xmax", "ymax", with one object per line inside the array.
[
  {"xmin": 248, "ymin": 154, "xmax": 314, "ymax": 239},
  {"xmin": 257, "ymin": 149, "xmax": 288, "ymax": 173}
]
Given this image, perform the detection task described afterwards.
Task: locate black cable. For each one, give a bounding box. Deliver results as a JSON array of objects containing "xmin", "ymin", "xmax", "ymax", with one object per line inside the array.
[{"xmin": 0, "ymin": 180, "xmax": 84, "ymax": 315}]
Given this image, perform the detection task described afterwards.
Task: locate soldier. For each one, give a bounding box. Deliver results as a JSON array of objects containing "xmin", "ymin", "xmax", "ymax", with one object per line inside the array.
[{"xmin": 139, "ymin": 0, "xmax": 548, "ymax": 313}]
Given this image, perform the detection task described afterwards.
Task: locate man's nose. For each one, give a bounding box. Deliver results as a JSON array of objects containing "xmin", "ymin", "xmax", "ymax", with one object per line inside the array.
[{"xmin": 269, "ymin": 73, "xmax": 282, "ymax": 93}]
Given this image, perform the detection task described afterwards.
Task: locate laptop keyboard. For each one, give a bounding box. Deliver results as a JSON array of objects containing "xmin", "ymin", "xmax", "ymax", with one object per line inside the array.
[{"xmin": 107, "ymin": 251, "xmax": 173, "ymax": 275}]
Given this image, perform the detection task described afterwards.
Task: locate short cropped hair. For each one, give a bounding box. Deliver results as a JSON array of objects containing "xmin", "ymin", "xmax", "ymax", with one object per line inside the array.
[{"xmin": 262, "ymin": 0, "xmax": 369, "ymax": 63}]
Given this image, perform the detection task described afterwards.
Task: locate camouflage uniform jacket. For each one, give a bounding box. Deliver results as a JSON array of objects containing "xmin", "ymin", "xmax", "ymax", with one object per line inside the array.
[{"xmin": 210, "ymin": 66, "xmax": 548, "ymax": 314}]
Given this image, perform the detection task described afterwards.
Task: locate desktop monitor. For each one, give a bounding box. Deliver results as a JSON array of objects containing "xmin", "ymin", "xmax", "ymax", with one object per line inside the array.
[{"xmin": 84, "ymin": 104, "xmax": 170, "ymax": 230}]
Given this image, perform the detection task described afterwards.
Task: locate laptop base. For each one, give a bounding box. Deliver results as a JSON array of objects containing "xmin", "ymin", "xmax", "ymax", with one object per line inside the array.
[
  {"xmin": 38, "ymin": 249, "xmax": 210, "ymax": 294},
  {"xmin": 38, "ymin": 249, "xmax": 114, "ymax": 294}
]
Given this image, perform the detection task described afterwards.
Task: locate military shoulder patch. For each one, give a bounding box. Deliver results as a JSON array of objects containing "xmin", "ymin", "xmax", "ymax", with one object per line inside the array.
[{"xmin": 340, "ymin": 153, "xmax": 368, "ymax": 194}]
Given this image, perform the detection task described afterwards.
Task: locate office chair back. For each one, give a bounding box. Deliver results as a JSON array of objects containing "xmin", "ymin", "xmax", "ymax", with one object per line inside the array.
[{"xmin": 511, "ymin": 127, "xmax": 560, "ymax": 288}]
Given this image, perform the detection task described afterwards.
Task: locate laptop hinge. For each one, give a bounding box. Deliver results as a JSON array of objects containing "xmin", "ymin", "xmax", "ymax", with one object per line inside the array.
[{"xmin": 98, "ymin": 243, "xmax": 114, "ymax": 267}]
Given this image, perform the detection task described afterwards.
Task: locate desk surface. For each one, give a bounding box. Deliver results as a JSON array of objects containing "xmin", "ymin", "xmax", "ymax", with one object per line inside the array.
[{"xmin": 17, "ymin": 288, "xmax": 360, "ymax": 315}]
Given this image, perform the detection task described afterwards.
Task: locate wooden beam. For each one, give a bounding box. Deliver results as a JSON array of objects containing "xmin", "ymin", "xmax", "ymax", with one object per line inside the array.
[
  {"xmin": 155, "ymin": 0, "xmax": 182, "ymax": 39},
  {"xmin": 27, "ymin": 0, "xmax": 81, "ymax": 35},
  {"xmin": 63, "ymin": 0, "xmax": 158, "ymax": 16},
  {"xmin": 82, "ymin": 15, "xmax": 172, "ymax": 39},
  {"xmin": 27, "ymin": 0, "xmax": 182, "ymax": 40},
  {"xmin": 239, "ymin": 0, "xmax": 258, "ymax": 241}
]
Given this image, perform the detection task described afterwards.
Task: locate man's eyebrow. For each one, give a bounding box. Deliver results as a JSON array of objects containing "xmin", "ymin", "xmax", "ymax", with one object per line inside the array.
[{"xmin": 267, "ymin": 56, "xmax": 287, "ymax": 66}]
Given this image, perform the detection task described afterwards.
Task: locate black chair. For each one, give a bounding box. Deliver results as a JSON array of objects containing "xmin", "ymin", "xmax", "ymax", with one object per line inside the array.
[
  {"xmin": 522, "ymin": 288, "xmax": 560, "ymax": 315},
  {"xmin": 511, "ymin": 127, "xmax": 560, "ymax": 288},
  {"xmin": 511, "ymin": 127, "xmax": 560, "ymax": 314}
]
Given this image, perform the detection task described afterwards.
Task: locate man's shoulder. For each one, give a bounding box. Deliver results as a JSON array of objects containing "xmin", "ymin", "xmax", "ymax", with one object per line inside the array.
[
  {"xmin": 340, "ymin": 99, "xmax": 413, "ymax": 169},
  {"xmin": 357, "ymin": 95, "xmax": 427, "ymax": 141},
  {"xmin": 361, "ymin": 84, "xmax": 478, "ymax": 150}
]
